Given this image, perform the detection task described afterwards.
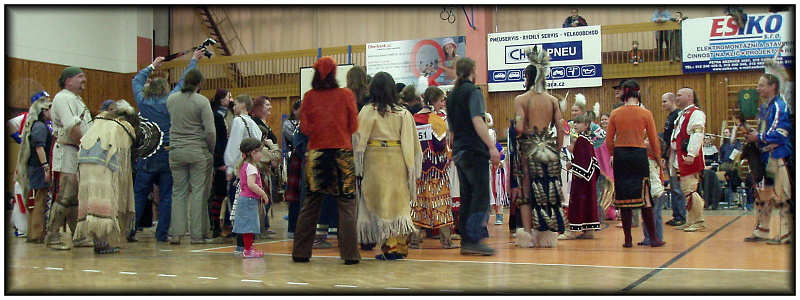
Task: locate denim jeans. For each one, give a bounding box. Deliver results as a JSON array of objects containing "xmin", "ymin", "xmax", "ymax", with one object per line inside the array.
[
  {"xmin": 454, "ymin": 150, "xmax": 491, "ymax": 245},
  {"xmin": 723, "ymin": 187, "xmax": 736, "ymax": 208},
  {"xmin": 669, "ymin": 175, "xmax": 686, "ymax": 222},
  {"xmin": 642, "ymin": 193, "xmax": 667, "ymax": 243},
  {"xmin": 133, "ymin": 168, "xmax": 173, "ymax": 241}
]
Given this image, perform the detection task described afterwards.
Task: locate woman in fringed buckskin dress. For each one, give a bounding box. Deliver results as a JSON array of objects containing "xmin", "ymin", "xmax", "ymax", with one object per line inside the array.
[{"xmin": 354, "ymin": 72, "xmax": 422, "ymax": 260}]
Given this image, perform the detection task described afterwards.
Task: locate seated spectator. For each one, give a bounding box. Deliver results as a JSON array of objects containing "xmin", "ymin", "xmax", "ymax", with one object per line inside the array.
[
  {"xmin": 718, "ymin": 128, "xmax": 743, "ymax": 167},
  {"xmin": 702, "ymin": 135, "xmax": 719, "ymax": 170},
  {"xmin": 563, "ymin": 9, "xmax": 588, "ymax": 28},
  {"xmin": 723, "ymin": 169, "xmax": 742, "ymax": 208}
]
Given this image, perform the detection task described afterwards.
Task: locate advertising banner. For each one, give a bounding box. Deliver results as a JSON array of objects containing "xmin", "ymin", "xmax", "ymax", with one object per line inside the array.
[
  {"xmin": 487, "ymin": 25, "xmax": 602, "ymax": 92},
  {"xmin": 366, "ymin": 36, "xmax": 466, "ymax": 87},
  {"xmin": 682, "ymin": 12, "xmax": 794, "ymax": 73}
]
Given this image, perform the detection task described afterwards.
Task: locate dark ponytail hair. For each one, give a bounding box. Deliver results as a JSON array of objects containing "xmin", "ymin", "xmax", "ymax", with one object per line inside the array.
[
  {"xmin": 524, "ymin": 64, "xmax": 537, "ymax": 92},
  {"xmin": 368, "ymin": 72, "xmax": 400, "ymax": 117},
  {"xmin": 620, "ymin": 79, "xmax": 641, "ymax": 103},
  {"xmin": 211, "ymin": 88, "xmax": 228, "ymax": 110},
  {"xmin": 289, "ymin": 100, "xmax": 301, "ymax": 121},
  {"xmin": 454, "ymin": 57, "xmax": 476, "ymax": 89}
]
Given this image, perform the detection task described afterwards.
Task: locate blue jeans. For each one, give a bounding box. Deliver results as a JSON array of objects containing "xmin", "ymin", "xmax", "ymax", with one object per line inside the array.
[
  {"xmin": 723, "ymin": 187, "xmax": 736, "ymax": 207},
  {"xmin": 669, "ymin": 175, "xmax": 686, "ymax": 222},
  {"xmin": 133, "ymin": 168, "xmax": 173, "ymax": 241},
  {"xmin": 642, "ymin": 193, "xmax": 666, "ymax": 243},
  {"xmin": 454, "ymin": 150, "xmax": 491, "ymax": 245}
]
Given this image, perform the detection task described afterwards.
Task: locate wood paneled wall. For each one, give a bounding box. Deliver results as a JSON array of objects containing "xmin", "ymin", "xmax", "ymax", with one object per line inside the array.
[
  {"xmin": 6, "ymin": 57, "xmax": 135, "ymax": 113},
  {"xmin": 484, "ymin": 70, "xmax": 769, "ymax": 142},
  {"xmin": 196, "ymin": 69, "xmax": 768, "ymax": 147},
  {"xmin": 6, "ymin": 57, "xmax": 135, "ymax": 190}
]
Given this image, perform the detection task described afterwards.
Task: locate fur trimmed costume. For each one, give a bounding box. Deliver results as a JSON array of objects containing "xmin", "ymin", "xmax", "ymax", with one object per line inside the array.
[
  {"xmin": 47, "ymin": 87, "xmax": 93, "ymax": 249},
  {"xmin": 15, "ymin": 94, "xmax": 52, "ymax": 242},
  {"xmin": 73, "ymin": 106, "xmax": 137, "ymax": 253}
]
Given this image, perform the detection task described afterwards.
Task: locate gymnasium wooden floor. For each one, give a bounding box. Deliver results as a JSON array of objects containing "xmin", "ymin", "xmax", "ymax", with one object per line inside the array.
[{"xmin": 6, "ymin": 205, "xmax": 793, "ymax": 294}]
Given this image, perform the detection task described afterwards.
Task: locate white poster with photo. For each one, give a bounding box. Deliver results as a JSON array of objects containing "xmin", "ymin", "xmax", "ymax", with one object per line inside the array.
[
  {"xmin": 299, "ymin": 64, "xmax": 353, "ymax": 100},
  {"xmin": 487, "ymin": 25, "xmax": 602, "ymax": 92},
  {"xmin": 682, "ymin": 12, "xmax": 794, "ymax": 73},
  {"xmin": 366, "ymin": 36, "xmax": 466, "ymax": 88}
]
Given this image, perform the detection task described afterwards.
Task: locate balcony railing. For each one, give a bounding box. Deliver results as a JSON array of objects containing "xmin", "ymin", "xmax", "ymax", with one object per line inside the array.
[{"xmin": 160, "ymin": 21, "xmax": 685, "ymax": 97}]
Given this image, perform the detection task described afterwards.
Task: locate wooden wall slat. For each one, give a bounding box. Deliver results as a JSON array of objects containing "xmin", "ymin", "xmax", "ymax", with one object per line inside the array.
[
  {"xmin": 7, "ymin": 58, "xmax": 136, "ymax": 114},
  {"xmin": 482, "ymin": 70, "xmax": 768, "ymax": 142}
]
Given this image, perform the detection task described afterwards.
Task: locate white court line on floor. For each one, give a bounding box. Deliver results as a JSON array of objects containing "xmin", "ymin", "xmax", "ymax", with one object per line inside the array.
[
  {"xmin": 287, "ymin": 282, "xmax": 309, "ymax": 285},
  {"xmin": 385, "ymin": 287, "xmax": 410, "ymax": 290},
  {"xmin": 45, "ymin": 267, "xmax": 63, "ymax": 271},
  {"xmin": 252, "ymin": 252, "xmax": 789, "ymax": 273},
  {"xmin": 158, "ymin": 274, "xmax": 177, "ymax": 277},
  {"xmin": 82, "ymin": 269, "xmax": 101, "ymax": 273},
  {"xmin": 440, "ymin": 290, "xmax": 464, "ymax": 292},
  {"xmin": 241, "ymin": 279, "xmax": 263, "ymax": 283},
  {"xmin": 198, "ymin": 276, "xmax": 218, "ymax": 280},
  {"xmin": 334, "ymin": 285, "xmax": 358, "ymax": 288},
  {"xmin": 119, "ymin": 271, "xmax": 137, "ymax": 275},
  {"xmin": 159, "ymin": 249, "xmax": 173, "ymax": 252},
  {"xmin": 191, "ymin": 239, "xmax": 292, "ymax": 252}
]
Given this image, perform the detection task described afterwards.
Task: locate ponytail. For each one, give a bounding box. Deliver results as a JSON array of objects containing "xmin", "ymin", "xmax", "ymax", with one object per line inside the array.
[{"xmin": 454, "ymin": 57, "xmax": 476, "ymax": 89}]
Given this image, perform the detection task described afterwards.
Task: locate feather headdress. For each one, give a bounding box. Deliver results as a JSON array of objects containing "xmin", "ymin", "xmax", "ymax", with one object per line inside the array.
[
  {"xmin": 526, "ymin": 46, "xmax": 551, "ymax": 94},
  {"xmin": 415, "ymin": 76, "xmax": 429, "ymax": 98},
  {"xmin": 574, "ymin": 93, "xmax": 587, "ymax": 110},
  {"xmin": 557, "ymin": 91, "xmax": 570, "ymax": 113}
]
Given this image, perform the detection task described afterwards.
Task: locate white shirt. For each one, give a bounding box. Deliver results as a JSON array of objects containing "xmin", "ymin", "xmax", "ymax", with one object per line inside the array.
[
  {"xmin": 51, "ymin": 89, "xmax": 92, "ymax": 173},
  {"xmin": 670, "ymin": 104, "xmax": 706, "ymax": 170},
  {"xmin": 224, "ymin": 114, "xmax": 262, "ymax": 175}
]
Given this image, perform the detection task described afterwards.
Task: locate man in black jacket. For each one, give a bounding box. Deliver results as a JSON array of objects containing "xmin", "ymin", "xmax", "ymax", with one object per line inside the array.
[{"xmin": 660, "ymin": 92, "xmax": 687, "ymax": 226}]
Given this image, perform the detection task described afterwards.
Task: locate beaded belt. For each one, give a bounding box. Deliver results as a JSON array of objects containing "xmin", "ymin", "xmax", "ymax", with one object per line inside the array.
[{"xmin": 367, "ymin": 140, "xmax": 401, "ymax": 147}]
